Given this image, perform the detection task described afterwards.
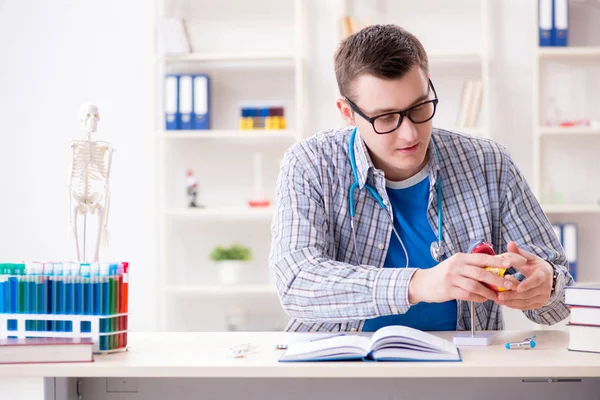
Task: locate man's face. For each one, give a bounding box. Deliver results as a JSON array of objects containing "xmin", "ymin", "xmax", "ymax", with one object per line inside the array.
[{"xmin": 337, "ymin": 66, "xmax": 434, "ymax": 181}]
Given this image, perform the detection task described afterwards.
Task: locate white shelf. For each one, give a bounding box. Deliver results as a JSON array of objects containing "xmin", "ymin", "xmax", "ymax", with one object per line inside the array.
[
  {"xmin": 156, "ymin": 129, "xmax": 298, "ymax": 140},
  {"xmin": 159, "ymin": 52, "xmax": 296, "ymax": 63},
  {"xmin": 539, "ymin": 126, "xmax": 600, "ymax": 137},
  {"xmin": 542, "ymin": 204, "xmax": 600, "ymax": 214},
  {"xmin": 538, "ymin": 46, "xmax": 600, "ymax": 58},
  {"xmin": 163, "ymin": 284, "xmax": 277, "ymax": 296},
  {"xmin": 163, "ymin": 207, "xmax": 274, "ymax": 221}
]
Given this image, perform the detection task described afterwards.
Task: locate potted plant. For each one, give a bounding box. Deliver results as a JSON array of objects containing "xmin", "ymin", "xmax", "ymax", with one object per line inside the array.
[{"xmin": 209, "ymin": 243, "xmax": 252, "ymax": 285}]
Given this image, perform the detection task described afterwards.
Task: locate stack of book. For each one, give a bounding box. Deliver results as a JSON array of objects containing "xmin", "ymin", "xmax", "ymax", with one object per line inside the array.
[{"xmin": 566, "ymin": 283, "xmax": 600, "ymax": 354}]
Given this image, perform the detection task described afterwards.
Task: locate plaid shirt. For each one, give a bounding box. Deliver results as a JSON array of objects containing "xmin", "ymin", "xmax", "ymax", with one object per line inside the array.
[{"xmin": 269, "ymin": 127, "xmax": 573, "ymax": 333}]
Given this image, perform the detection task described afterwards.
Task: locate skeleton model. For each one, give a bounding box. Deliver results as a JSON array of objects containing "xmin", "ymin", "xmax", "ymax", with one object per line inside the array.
[{"xmin": 69, "ymin": 103, "xmax": 115, "ymax": 262}]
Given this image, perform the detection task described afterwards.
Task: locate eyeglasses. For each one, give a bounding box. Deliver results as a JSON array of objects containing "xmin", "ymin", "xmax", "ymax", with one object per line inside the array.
[{"xmin": 344, "ymin": 79, "xmax": 439, "ymax": 134}]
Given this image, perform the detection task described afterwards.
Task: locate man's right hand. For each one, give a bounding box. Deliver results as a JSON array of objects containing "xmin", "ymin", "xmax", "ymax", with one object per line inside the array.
[{"xmin": 407, "ymin": 252, "xmax": 528, "ymax": 304}]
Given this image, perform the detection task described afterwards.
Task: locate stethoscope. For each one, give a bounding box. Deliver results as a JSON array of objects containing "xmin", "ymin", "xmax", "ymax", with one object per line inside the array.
[{"xmin": 348, "ymin": 126, "xmax": 444, "ymax": 267}]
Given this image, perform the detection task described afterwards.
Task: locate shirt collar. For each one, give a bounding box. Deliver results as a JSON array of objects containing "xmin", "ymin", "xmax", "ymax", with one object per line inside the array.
[{"xmin": 352, "ymin": 128, "xmax": 441, "ymax": 190}]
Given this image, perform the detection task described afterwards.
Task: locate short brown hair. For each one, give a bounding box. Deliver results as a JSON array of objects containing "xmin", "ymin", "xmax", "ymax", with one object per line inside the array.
[{"xmin": 334, "ymin": 24, "xmax": 429, "ymax": 100}]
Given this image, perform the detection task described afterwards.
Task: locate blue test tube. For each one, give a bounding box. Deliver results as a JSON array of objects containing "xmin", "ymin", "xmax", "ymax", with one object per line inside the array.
[
  {"xmin": 91, "ymin": 263, "xmax": 101, "ymax": 316},
  {"xmin": 9, "ymin": 264, "xmax": 17, "ymax": 313},
  {"xmin": 24, "ymin": 263, "xmax": 32, "ymax": 331},
  {"xmin": 0, "ymin": 263, "xmax": 6, "ymax": 314},
  {"xmin": 81, "ymin": 264, "xmax": 91, "ymax": 315},
  {"xmin": 73, "ymin": 263, "xmax": 82, "ymax": 315},
  {"xmin": 100, "ymin": 263, "xmax": 110, "ymax": 350},
  {"xmin": 43, "ymin": 262, "xmax": 53, "ymax": 331},
  {"xmin": 62, "ymin": 263, "xmax": 71, "ymax": 328},
  {"xmin": 64, "ymin": 263, "xmax": 74, "ymax": 332},
  {"xmin": 8, "ymin": 264, "xmax": 17, "ymax": 332},
  {"xmin": 53, "ymin": 263, "xmax": 63, "ymax": 332},
  {"xmin": 33, "ymin": 262, "xmax": 43, "ymax": 331},
  {"xmin": 81, "ymin": 264, "xmax": 91, "ymax": 333}
]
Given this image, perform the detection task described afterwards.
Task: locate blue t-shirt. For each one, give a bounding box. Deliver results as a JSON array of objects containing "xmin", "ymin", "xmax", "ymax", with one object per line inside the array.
[{"xmin": 362, "ymin": 167, "xmax": 457, "ymax": 332}]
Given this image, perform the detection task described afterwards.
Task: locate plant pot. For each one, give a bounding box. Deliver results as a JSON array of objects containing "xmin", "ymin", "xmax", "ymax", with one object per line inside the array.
[{"xmin": 217, "ymin": 260, "xmax": 245, "ymax": 285}]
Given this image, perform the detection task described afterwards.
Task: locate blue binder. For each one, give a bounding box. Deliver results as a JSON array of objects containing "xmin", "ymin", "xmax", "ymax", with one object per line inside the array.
[
  {"xmin": 539, "ymin": 0, "xmax": 554, "ymax": 46},
  {"xmin": 554, "ymin": 0, "xmax": 569, "ymax": 46},
  {"xmin": 192, "ymin": 74, "xmax": 210, "ymax": 130},
  {"xmin": 179, "ymin": 75, "xmax": 193, "ymax": 130},
  {"xmin": 164, "ymin": 74, "xmax": 180, "ymax": 130}
]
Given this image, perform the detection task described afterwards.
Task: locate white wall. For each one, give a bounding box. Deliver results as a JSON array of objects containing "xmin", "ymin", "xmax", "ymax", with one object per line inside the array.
[{"xmin": 0, "ymin": 0, "xmax": 156, "ymax": 334}]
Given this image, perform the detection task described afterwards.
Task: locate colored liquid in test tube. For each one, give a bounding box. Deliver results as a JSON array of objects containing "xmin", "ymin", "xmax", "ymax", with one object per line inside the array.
[
  {"xmin": 43, "ymin": 262, "xmax": 54, "ymax": 332},
  {"xmin": 24, "ymin": 263, "xmax": 32, "ymax": 331},
  {"xmin": 110, "ymin": 263, "xmax": 119, "ymax": 350},
  {"xmin": 0, "ymin": 264, "xmax": 6, "ymax": 314},
  {"xmin": 73, "ymin": 263, "xmax": 82, "ymax": 315},
  {"xmin": 17, "ymin": 264, "xmax": 26, "ymax": 316},
  {"xmin": 100, "ymin": 263, "xmax": 110, "ymax": 351},
  {"xmin": 81, "ymin": 264, "xmax": 91, "ymax": 315},
  {"xmin": 6, "ymin": 264, "xmax": 17, "ymax": 332},
  {"xmin": 117, "ymin": 263, "xmax": 124, "ymax": 348},
  {"xmin": 62, "ymin": 263, "xmax": 71, "ymax": 331},
  {"xmin": 54, "ymin": 263, "xmax": 64, "ymax": 332},
  {"xmin": 81, "ymin": 264, "xmax": 91, "ymax": 333},
  {"xmin": 33, "ymin": 262, "xmax": 43, "ymax": 332}
]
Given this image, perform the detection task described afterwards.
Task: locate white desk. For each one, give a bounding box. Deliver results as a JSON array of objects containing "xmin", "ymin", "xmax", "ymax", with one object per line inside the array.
[{"xmin": 1, "ymin": 330, "xmax": 599, "ymax": 400}]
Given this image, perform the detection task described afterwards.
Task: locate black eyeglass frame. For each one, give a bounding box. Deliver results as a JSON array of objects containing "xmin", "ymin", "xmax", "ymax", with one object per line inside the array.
[{"xmin": 344, "ymin": 79, "xmax": 439, "ymax": 134}]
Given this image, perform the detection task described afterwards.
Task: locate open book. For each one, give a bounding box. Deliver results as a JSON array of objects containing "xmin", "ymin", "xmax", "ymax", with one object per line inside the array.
[{"xmin": 279, "ymin": 325, "xmax": 461, "ymax": 362}]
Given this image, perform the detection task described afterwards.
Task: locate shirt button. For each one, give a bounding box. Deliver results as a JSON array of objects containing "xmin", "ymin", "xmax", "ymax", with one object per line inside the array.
[
  {"xmin": 391, "ymin": 307, "xmax": 399, "ymax": 314},
  {"xmin": 382, "ymin": 200, "xmax": 389, "ymax": 206},
  {"xmin": 350, "ymin": 328, "xmax": 357, "ymax": 332},
  {"xmin": 378, "ymin": 243, "xmax": 384, "ymax": 250}
]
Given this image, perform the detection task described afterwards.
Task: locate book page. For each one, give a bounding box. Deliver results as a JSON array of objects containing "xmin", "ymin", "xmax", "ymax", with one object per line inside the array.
[
  {"xmin": 281, "ymin": 335, "xmax": 371, "ymax": 360},
  {"xmin": 370, "ymin": 326, "xmax": 458, "ymax": 355}
]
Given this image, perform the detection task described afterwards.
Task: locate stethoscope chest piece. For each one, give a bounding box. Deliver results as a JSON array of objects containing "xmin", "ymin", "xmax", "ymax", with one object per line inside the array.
[{"xmin": 430, "ymin": 241, "xmax": 443, "ymax": 263}]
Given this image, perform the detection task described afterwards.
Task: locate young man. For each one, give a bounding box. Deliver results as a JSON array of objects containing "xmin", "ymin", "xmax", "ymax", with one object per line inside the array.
[{"xmin": 269, "ymin": 24, "xmax": 572, "ymax": 333}]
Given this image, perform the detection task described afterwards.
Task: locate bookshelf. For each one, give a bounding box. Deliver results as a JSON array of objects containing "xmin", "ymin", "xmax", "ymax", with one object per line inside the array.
[
  {"xmin": 153, "ymin": 0, "xmax": 306, "ymax": 332},
  {"xmin": 331, "ymin": 0, "xmax": 492, "ymax": 138},
  {"xmin": 532, "ymin": 0, "xmax": 600, "ymax": 285}
]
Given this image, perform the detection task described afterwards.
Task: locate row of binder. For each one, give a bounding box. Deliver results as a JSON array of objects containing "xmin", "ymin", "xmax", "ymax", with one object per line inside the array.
[
  {"xmin": 552, "ymin": 223, "xmax": 578, "ymax": 281},
  {"xmin": 164, "ymin": 74, "xmax": 210, "ymax": 130},
  {"xmin": 539, "ymin": 0, "xmax": 569, "ymax": 46}
]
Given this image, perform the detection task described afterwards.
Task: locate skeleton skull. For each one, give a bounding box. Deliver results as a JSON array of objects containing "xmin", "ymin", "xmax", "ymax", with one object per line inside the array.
[{"xmin": 79, "ymin": 103, "xmax": 100, "ymax": 136}]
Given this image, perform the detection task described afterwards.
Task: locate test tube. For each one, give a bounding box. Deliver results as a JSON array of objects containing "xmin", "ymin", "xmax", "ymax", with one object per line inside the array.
[
  {"xmin": 81, "ymin": 263, "xmax": 91, "ymax": 333},
  {"xmin": 0, "ymin": 263, "xmax": 6, "ymax": 314},
  {"xmin": 110, "ymin": 263, "xmax": 119, "ymax": 349},
  {"xmin": 81, "ymin": 264, "xmax": 91, "ymax": 315},
  {"xmin": 7, "ymin": 264, "xmax": 17, "ymax": 332},
  {"xmin": 24, "ymin": 263, "xmax": 32, "ymax": 331},
  {"xmin": 99, "ymin": 263, "xmax": 110, "ymax": 351},
  {"xmin": 53, "ymin": 262, "xmax": 63, "ymax": 331},
  {"xmin": 34, "ymin": 262, "xmax": 43, "ymax": 331},
  {"xmin": 62, "ymin": 262, "xmax": 71, "ymax": 331},
  {"xmin": 17, "ymin": 264, "xmax": 26, "ymax": 316},
  {"xmin": 116, "ymin": 263, "xmax": 124, "ymax": 348},
  {"xmin": 43, "ymin": 262, "xmax": 54, "ymax": 332},
  {"xmin": 91, "ymin": 263, "xmax": 101, "ymax": 316},
  {"xmin": 73, "ymin": 263, "xmax": 82, "ymax": 315}
]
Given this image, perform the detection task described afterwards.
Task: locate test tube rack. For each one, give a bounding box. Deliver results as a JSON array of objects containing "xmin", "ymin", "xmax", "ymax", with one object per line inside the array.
[
  {"xmin": 0, "ymin": 261, "xmax": 130, "ymax": 354},
  {"xmin": 0, "ymin": 312, "xmax": 129, "ymax": 354}
]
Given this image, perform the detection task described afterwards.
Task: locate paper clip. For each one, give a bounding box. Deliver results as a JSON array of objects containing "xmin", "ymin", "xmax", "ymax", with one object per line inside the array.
[
  {"xmin": 229, "ymin": 343, "xmax": 256, "ymax": 358},
  {"xmin": 505, "ymin": 335, "xmax": 536, "ymax": 350}
]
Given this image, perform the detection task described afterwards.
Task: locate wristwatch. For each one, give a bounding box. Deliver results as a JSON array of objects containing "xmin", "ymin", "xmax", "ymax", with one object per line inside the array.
[{"xmin": 547, "ymin": 261, "xmax": 564, "ymax": 298}]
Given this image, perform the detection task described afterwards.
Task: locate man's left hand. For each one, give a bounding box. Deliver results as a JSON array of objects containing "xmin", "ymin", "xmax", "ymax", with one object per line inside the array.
[{"xmin": 496, "ymin": 241, "xmax": 553, "ymax": 310}]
